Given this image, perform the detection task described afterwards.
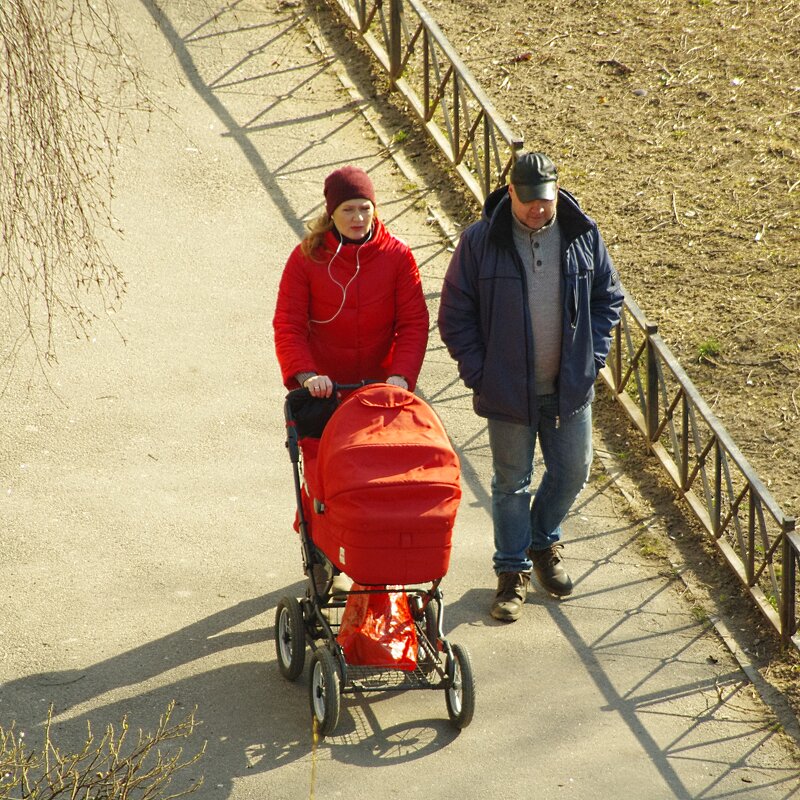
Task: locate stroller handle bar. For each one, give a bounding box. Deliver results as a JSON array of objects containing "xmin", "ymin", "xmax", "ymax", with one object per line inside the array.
[
  {"xmin": 284, "ymin": 379, "xmax": 383, "ymax": 443},
  {"xmin": 283, "ymin": 380, "xmax": 379, "ymax": 421}
]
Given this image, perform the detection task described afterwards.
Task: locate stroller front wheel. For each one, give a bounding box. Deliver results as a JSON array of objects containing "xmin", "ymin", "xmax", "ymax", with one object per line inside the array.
[
  {"xmin": 309, "ymin": 646, "xmax": 341, "ymax": 737},
  {"xmin": 275, "ymin": 596, "xmax": 306, "ymax": 681},
  {"xmin": 445, "ymin": 643, "xmax": 475, "ymax": 730}
]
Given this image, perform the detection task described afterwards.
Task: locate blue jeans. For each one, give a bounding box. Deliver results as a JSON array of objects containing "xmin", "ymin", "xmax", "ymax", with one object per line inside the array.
[{"xmin": 487, "ymin": 395, "xmax": 593, "ymax": 574}]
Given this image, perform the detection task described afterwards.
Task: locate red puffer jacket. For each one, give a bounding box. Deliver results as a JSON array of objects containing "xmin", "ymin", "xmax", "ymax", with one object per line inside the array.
[{"xmin": 273, "ymin": 218, "xmax": 429, "ymax": 390}]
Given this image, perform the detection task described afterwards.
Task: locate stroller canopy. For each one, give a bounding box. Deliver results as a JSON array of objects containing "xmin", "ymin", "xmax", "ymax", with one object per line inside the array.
[{"xmin": 312, "ymin": 384, "xmax": 461, "ymax": 584}]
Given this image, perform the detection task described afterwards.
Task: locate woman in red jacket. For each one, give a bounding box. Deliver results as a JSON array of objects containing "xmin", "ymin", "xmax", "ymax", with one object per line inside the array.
[
  {"xmin": 274, "ymin": 166, "xmax": 429, "ymax": 598},
  {"xmin": 273, "ymin": 165, "xmax": 429, "ymax": 398}
]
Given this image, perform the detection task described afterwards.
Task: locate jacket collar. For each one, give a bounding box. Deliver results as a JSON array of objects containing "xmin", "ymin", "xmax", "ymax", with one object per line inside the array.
[{"xmin": 482, "ymin": 186, "xmax": 594, "ymax": 247}]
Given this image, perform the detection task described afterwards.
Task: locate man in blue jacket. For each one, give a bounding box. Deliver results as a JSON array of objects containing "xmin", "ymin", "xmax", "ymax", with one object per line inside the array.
[{"xmin": 438, "ymin": 152, "xmax": 624, "ymax": 621}]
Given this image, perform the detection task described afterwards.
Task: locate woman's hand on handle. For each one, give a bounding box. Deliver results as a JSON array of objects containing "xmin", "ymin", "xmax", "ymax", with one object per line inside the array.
[
  {"xmin": 386, "ymin": 374, "xmax": 409, "ymax": 391},
  {"xmin": 303, "ymin": 374, "xmax": 334, "ymax": 398}
]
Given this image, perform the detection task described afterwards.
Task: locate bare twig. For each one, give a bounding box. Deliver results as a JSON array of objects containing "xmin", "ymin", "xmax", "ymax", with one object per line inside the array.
[
  {"xmin": 726, "ymin": 293, "xmax": 796, "ymax": 332},
  {"xmin": 0, "ymin": 0, "xmax": 150, "ymax": 372},
  {"xmin": 671, "ymin": 192, "xmax": 683, "ymax": 226},
  {"xmin": 0, "ymin": 702, "xmax": 205, "ymax": 799},
  {"xmin": 544, "ymin": 32, "xmax": 570, "ymax": 47}
]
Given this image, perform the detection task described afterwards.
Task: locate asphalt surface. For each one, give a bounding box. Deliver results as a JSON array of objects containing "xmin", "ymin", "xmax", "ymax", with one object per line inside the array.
[{"xmin": 1, "ymin": 2, "xmax": 799, "ymax": 799}]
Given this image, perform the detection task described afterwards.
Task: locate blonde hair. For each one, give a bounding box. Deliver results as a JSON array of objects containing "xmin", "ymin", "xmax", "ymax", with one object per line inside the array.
[
  {"xmin": 300, "ymin": 210, "xmax": 380, "ymax": 259},
  {"xmin": 300, "ymin": 213, "xmax": 335, "ymax": 259}
]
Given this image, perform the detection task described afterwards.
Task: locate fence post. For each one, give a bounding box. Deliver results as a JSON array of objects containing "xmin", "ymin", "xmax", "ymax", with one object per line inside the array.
[
  {"xmin": 713, "ymin": 440, "xmax": 722, "ymax": 536},
  {"xmin": 781, "ymin": 517, "xmax": 797, "ymax": 647},
  {"xmin": 680, "ymin": 393, "xmax": 689, "ymax": 490},
  {"xmin": 645, "ymin": 324, "xmax": 659, "ymax": 444},
  {"xmin": 389, "ymin": 0, "xmax": 402, "ymax": 85},
  {"xmin": 611, "ymin": 322, "xmax": 622, "ymax": 394},
  {"xmin": 483, "ymin": 116, "xmax": 491, "ymax": 199}
]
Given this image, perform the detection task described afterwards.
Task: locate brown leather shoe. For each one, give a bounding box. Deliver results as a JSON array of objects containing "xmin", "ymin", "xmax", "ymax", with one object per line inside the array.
[
  {"xmin": 530, "ymin": 544, "xmax": 573, "ymax": 597},
  {"xmin": 490, "ymin": 572, "xmax": 530, "ymax": 621}
]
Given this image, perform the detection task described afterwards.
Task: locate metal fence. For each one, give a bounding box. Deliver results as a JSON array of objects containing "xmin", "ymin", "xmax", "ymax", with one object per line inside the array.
[
  {"xmin": 323, "ymin": 0, "xmax": 799, "ymax": 649},
  {"xmin": 600, "ymin": 297, "xmax": 798, "ymax": 649},
  {"xmin": 327, "ymin": 0, "xmax": 522, "ymax": 203}
]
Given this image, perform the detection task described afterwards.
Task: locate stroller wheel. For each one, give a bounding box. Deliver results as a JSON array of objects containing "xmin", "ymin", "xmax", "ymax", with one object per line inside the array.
[
  {"xmin": 309, "ymin": 647, "xmax": 341, "ymax": 737},
  {"xmin": 275, "ymin": 596, "xmax": 306, "ymax": 681},
  {"xmin": 445, "ymin": 643, "xmax": 475, "ymax": 730}
]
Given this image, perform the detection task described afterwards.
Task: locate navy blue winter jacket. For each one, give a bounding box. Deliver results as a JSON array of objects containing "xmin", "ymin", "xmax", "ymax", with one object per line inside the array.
[{"xmin": 438, "ymin": 186, "xmax": 624, "ymax": 426}]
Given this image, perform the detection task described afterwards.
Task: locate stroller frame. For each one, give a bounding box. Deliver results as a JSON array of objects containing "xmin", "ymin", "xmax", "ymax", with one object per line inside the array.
[{"xmin": 274, "ymin": 384, "xmax": 475, "ymax": 737}]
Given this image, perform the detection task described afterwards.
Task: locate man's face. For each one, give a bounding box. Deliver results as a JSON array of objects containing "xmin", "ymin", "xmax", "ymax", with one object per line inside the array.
[{"xmin": 508, "ymin": 183, "xmax": 557, "ymax": 231}]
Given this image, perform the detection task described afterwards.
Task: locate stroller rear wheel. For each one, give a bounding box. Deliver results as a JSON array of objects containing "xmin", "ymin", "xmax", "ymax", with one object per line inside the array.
[
  {"xmin": 309, "ymin": 646, "xmax": 341, "ymax": 737},
  {"xmin": 275, "ymin": 596, "xmax": 306, "ymax": 681},
  {"xmin": 445, "ymin": 643, "xmax": 475, "ymax": 730}
]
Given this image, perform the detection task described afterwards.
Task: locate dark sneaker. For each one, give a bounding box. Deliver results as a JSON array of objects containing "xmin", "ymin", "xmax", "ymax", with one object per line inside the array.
[
  {"xmin": 310, "ymin": 560, "xmax": 333, "ymax": 598},
  {"xmin": 310, "ymin": 560, "xmax": 351, "ymax": 602},
  {"xmin": 490, "ymin": 572, "xmax": 530, "ymax": 621},
  {"xmin": 530, "ymin": 544, "xmax": 573, "ymax": 597}
]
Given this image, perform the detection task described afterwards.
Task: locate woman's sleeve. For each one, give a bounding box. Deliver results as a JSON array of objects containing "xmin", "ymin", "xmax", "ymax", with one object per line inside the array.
[
  {"xmin": 273, "ymin": 248, "xmax": 316, "ymax": 389},
  {"xmin": 388, "ymin": 246, "xmax": 429, "ymax": 390}
]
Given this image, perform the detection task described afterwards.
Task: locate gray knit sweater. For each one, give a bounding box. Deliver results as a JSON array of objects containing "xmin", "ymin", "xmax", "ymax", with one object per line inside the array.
[{"xmin": 511, "ymin": 212, "xmax": 563, "ymax": 396}]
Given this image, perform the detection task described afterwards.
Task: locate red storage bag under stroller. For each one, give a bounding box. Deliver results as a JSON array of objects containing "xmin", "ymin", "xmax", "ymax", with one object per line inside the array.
[{"xmin": 309, "ymin": 384, "xmax": 461, "ymax": 585}]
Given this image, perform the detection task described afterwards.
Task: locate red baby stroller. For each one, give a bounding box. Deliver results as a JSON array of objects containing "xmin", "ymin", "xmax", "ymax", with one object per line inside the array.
[{"xmin": 274, "ymin": 382, "xmax": 475, "ymax": 736}]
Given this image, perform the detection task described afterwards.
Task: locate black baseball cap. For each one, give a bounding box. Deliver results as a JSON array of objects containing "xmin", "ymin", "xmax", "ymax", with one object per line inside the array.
[{"xmin": 510, "ymin": 152, "xmax": 559, "ymax": 201}]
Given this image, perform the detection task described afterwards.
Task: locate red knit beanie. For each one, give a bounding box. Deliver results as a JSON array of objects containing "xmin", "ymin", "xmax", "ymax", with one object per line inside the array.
[{"xmin": 323, "ymin": 166, "xmax": 376, "ymax": 216}]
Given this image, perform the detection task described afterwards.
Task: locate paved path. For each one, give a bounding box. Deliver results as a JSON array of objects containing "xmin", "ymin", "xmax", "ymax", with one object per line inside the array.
[{"xmin": 2, "ymin": 2, "xmax": 798, "ymax": 798}]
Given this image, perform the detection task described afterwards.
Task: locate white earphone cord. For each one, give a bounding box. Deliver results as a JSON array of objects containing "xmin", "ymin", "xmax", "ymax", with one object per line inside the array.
[{"xmin": 309, "ymin": 227, "xmax": 372, "ymax": 325}]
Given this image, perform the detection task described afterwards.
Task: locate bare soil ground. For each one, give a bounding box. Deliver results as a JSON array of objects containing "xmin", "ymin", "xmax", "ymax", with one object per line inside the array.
[{"xmin": 426, "ymin": 0, "xmax": 799, "ymax": 519}]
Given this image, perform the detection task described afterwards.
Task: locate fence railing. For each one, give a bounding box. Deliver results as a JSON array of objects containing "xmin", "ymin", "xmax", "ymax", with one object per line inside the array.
[
  {"xmin": 327, "ymin": 0, "xmax": 523, "ymax": 203},
  {"xmin": 599, "ymin": 297, "xmax": 798, "ymax": 649},
  {"xmin": 322, "ymin": 0, "xmax": 799, "ymax": 650}
]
